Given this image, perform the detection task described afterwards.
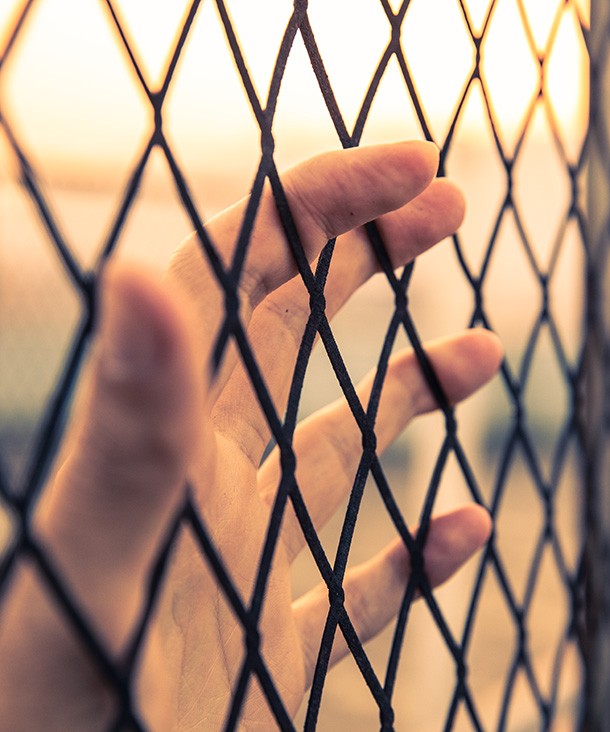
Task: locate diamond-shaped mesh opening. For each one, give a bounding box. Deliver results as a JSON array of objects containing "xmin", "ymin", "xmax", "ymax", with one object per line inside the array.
[
  {"xmin": 513, "ymin": 101, "xmax": 572, "ymax": 272},
  {"xmin": 446, "ymin": 79, "xmax": 507, "ymax": 276},
  {"xmin": 482, "ymin": 209, "xmax": 543, "ymax": 373},
  {"xmin": 0, "ymin": 179, "xmax": 82, "ymax": 486},
  {"xmin": 526, "ymin": 543, "xmax": 571, "ymax": 700},
  {"xmin": 466, "ymin": 568, "xmax": 518, "ymax": 730},
  {"xmin": 493, "ymin": 446, "xmax": 545, "ymax": 604},
  {"xmin": 109, "ymin": 148, "xmax": 196, "ymax": 267},
  {"xmin": 0, "ymin": 0, "xmax": 597, "ymax": 729}
]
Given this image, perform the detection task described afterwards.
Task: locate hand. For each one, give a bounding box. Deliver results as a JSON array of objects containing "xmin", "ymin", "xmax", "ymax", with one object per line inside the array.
[{"xmin": 0, "ymin": 141, "xmax": 502, "ymax": 730}]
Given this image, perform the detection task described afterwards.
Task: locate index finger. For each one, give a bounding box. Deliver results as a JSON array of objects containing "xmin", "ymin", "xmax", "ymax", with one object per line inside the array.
[{"xmin": 167, "ymin": 140, "xmax": 439, "ymax": 383}]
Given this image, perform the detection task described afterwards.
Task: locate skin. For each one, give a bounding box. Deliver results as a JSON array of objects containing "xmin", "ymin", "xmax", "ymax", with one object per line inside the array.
[{"xmin": 0, "ymin": 141, "xmax": 503, "ymax": 730}]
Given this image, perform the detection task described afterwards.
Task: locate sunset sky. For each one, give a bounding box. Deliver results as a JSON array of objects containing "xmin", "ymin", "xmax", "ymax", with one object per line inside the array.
[{"xmin": 0, "ymin": 0, "xmax": 590, "ymax": 186}]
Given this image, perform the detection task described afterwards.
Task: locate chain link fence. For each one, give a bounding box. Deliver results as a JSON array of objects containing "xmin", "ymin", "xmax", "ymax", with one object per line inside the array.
[
  {"xmin": 0, "ymin": 0, "xmax": 596, "ymax": 729},
  {"xmin": 583, "ymin": 0, "xmax": 610, "ymax": 728}
]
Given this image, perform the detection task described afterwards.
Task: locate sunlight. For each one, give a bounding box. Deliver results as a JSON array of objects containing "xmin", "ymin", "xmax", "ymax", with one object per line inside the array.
[{"xmin": 0, "ymin": 0, "xmax": 590, "ymax": 177}]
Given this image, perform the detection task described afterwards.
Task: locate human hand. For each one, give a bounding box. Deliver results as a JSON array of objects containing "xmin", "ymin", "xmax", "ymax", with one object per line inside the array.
[{"xmin": 0, "ymin": 141, "xmax": 503, "ymax": 730}]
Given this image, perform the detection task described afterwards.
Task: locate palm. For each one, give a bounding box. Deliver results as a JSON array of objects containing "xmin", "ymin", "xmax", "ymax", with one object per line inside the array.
[{"xmin": 158, "ymin": 440, "xmax": 304, "ymax": 730}]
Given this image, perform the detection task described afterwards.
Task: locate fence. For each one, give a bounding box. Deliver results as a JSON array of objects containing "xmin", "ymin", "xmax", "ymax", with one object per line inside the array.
[
  {"xmin": 584, "ymin": 0, "xmax": 610, "ymax": 728},
  {"xmin": 0, "ymin": 0, "xmax": 597, "ymax": 729}
]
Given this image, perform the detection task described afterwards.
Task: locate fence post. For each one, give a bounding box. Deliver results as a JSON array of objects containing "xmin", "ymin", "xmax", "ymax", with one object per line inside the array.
[{"xmin": 584, "ymin": 1, "xmax": 610, "ymax": 728}]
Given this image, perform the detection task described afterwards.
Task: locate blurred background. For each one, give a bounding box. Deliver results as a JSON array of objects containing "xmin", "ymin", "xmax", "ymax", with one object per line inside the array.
[{"xmin": 0, "ymin": 0, "xmax": 591, "ymax": 729}]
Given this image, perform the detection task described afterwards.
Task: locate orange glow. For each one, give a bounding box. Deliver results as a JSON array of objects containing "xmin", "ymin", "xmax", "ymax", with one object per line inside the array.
[{"xmin": 0, "ymin": 0, "xmax": 590, "ymax": 179}]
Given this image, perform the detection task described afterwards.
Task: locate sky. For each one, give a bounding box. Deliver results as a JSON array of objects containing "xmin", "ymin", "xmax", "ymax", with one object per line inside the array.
[{"xmin": 0, "ymin": 0, "xmax": 590, "ymax": 186}]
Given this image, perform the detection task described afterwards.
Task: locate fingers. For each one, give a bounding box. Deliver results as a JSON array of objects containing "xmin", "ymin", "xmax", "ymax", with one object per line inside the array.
[
  {"xmin": 177, "ymin": 140, "xmax": 439, "ymax": 305},
  {"xmin": 259, "ymin": 329, "xmax": 503, "ymax": 563},
  {"xmin": 35, "ymin": 266, "xmax": 205, "ymax": 652},
  {"xmin": 293, "ymin": 505, "xmax": 492, "ymax": 685},
  {"xmin": 211, "ymin": 178, "xmax": 465, "ymax": 465},
  {"xmin": 263, "ymin": 140, "xmax": 440, "ymax": 293},
  {"xmin": 166, "ymin": 141, "xmax": 440, "ymax": 390}
]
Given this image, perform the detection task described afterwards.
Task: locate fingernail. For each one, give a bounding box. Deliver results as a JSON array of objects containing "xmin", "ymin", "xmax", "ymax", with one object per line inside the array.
[{"xmin": 100, "ymin": 278, "xmax": 166, "ymax": 380}]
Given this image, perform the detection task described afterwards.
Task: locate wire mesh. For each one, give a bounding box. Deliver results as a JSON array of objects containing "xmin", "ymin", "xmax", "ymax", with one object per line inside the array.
[
  {"xmin": 0, "ymin": 0, "xmax": 592, "ymax": 729},
  {"xmin": 583, "ymin": 0, "xmax": 610, "ymax": 728}
]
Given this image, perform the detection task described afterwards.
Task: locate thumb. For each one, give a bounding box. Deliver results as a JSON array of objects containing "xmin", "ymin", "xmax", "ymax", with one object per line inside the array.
[{"xmin": 37, "ymin": 265, "xmax": 205, "ymax": 652}]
